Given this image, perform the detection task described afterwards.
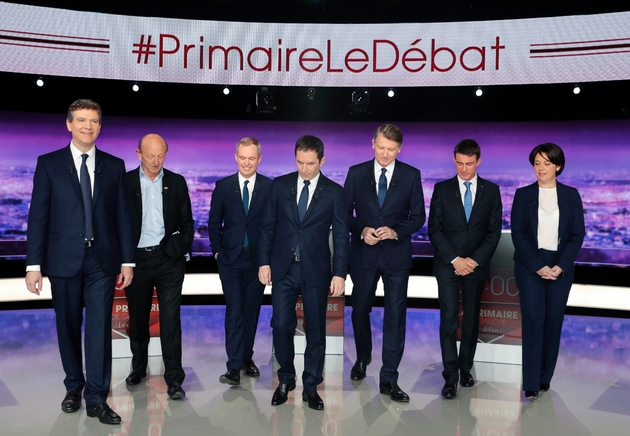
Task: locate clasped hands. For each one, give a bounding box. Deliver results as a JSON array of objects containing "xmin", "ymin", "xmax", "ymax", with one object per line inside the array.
[
  {"xmin": 362, "ymin": 226, "xmax": 397, "ymax": 245},
  {"xmin": 537, "ymin": 265, "xmax": 563, "ymax": 280},
  {"xmin": 453, "ymin": 257, "xmax": 477, "ymax": 276}
]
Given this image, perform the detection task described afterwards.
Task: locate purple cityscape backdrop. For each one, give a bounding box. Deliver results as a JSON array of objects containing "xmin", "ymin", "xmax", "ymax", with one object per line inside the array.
[{"xmin": 1, "ymin": 110, "xmax": 629, "ymax": 266}]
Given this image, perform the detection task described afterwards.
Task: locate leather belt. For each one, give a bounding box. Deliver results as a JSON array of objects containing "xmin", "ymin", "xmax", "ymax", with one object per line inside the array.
[{"xmin": 138, "ymin": 245, "xmax": 160, "ymax": 251}]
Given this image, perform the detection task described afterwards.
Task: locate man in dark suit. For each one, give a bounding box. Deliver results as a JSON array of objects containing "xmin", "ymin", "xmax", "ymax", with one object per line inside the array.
[
  {"xmin": 428, "ymin": 139, "xmax": 502, "ymax": 399},
  {"xmin": 208, "ymin": 137, "xmax": 272, "ymax": 386},
  {"xmin": 124, "ymin": 134, "xmax": 194, "ymax": 400},
  {"xmin": 258, "ymin": 135, "xmax": 348, "ymax": 410},
  {"xmin": 344, "ymin": 124, "xmax": 425, "ymax": 403},
  {"xmin": 25, "ymin": 99, "xmax": 135, "ymax": 425}
]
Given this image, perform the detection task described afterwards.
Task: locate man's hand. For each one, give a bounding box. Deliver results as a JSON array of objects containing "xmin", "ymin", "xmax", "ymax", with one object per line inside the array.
[
  {"xmin": 536, "ymin": 266, "xmax": 556, "ymax": 280},
  {"xmin": 549, "ymin": 265, "xmax": 563, "ymax": 279},
  {"xmin": 453, "ymin": 257, "xmax": 474, "ymax": 276},
  {"xmin": 362, "ymin": 227, "xmax": 380, "ymax": 245},
  {"xmin": 25, "ymin": 271, "xmax": 43, "ymax": 295},
  {"xmin": 330, "ymin": 276, "xmax": 346, "ymax": 297},
  {"xmin": 258, "ymin": 266, "xmax": 272, "ymax": 286},
  {"xmin": 375, "ymin": 226, "xmax": 397, "ymax": 241},
  {"xmin": 116, "ymin": 266, "xmax": 134, "ymax": 290}
]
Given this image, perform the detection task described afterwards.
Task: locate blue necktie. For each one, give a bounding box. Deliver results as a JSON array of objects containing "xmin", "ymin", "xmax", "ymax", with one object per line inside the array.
[
  {"xmin": 464, "ymin": 181, "xmax": 472, "ymax": 222},
  {"xmin": 80, "ymin": 154, "xmax": 94, "ymax": 240},
  {"xmin": 243, "ymin": 180, "xmax": 249, "ymax": 247},
  {"xmin": 378, "ymin": 168, "xmax": 387, "ymax": 207},
  {"xmin": 297, "ymin": 180, "xmax": 310, "ymax": 222}
]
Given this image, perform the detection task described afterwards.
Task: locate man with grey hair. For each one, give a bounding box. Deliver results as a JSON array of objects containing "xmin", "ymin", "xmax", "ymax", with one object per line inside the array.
[{"xmin": 209, "ymin": 137, "xmax": 272, "ymax": 386}]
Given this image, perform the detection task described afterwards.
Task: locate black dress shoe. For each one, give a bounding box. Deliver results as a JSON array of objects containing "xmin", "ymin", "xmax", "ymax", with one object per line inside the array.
[
  {"xmin": 167, "ymin": 383, "xmax": 186, "ymax": 400},
  {"xmin": 61, "ymin": 389, "xmax": 81, "ymax": 413},
  {"xmin": 271, "ymin": 381, "xmax": 296, "ymax": 406},
  {"xmin": 539, "ymin": 383, "xmax": 550, "ymax": 392},
  {"xmin": 350, "ymin": 357, "xmax": 371, "ymax": 381},
  {"xmin": 525, "ymin": 390, "xmax": 539, "ymax": 399},
  {"xmin": 302, "ymin": 390, "xmax": 324, "ymax": 410},
  {"xmin": 379, "ymin": 382, "xmax": 410, "ymax": 403},
  {"xmin": 241, "ymin": 360, "xmax": 260, "ymax": 377},
  {"xmin": 219, "ymin": 369, "xmax": 241, "ymax": 385},
  {"xmin": 125, "ymin": 372, "xmax": 145, "ymax": 386},
  {"xmin": 441, "ymin": 380, "xmax": 458, "ymax": 399},
  {"xmin": 460, "ymin": 371, "xmax": 474, "ymax": 388},
  {"xmin": 86, "ymin": 402, "xmax": 121, "ymax": 425}
]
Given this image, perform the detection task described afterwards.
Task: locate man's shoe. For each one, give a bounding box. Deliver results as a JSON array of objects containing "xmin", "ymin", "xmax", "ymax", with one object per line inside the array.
[
  {"xmin": 302, "ymin": 390, "xmax": 324, "ymax": 410},
  {"xmin": 61, "ymin": 389, "xmax": 81, "ymax": 413},
  {"xmin": 241, "ymin": 360, "xmax": 260, "ymax": 377},
  {"xmin": 350, "ymin": 357, "xmax": 371, "ymax": 381},
  {"xmin": 460, "ymin": 371, "xmax": 474, "ymax": 388},
  {"xmin": 441, "ymin": 380, "xmax": 458, "ymax": 399},
  {"xmin": 125, "ymin": 372, "xmax": 145, "ymax": 386},
  {"xmin": 379, "ymin": 382, "xmax": 410, "ymax": 403},
  {"xmin": 539, "ymin": 383, "xmax": 550, "ymax": 392},
  {"xmin": 86, "ymin": 402, "xmax": 121, "ymax": 425},
  {"xmin": 167, "ymin": 383, "xmax": 186, "ymax": 400},
  {"xmin": 525, "ymin": 390, "xmax": 539, "ymax": 399},
  {"xmin": 219, "ymin": 369, "xmax": 241, "ymax": 385},
  {"xmin": 271, "ymin": 381, "xmax": 296, "ymax": 406}
]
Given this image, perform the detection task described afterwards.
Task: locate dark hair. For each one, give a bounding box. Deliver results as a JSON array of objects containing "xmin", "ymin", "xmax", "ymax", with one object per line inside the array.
[
  {"xmin": 529, "ymin": 143, "xmax": 565, "ymax": 176},
  {"xmin": 67, "ymin": 99, "xmax": 102, "ymax": 123},
  {"xmin": 294, "ymin": 135, "xmax": 324, "ymax": 160},
  {"xmin": 454, "ymin": 139, "xmax": 481, "ymax": 159},
  {"xmin": 373, "ymin": 124, "xmax": 403, "ymax": 146}
]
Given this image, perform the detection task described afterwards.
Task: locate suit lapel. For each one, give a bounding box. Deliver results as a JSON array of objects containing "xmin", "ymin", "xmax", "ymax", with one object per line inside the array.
[
  {"xmin": 92, "ymin": 149, "xmax": 104, "ymax": 206},
  {"xmin": 528, "ymin": 183, "xmax": 539, "ymax": 232},
  {"xmin": 365, "ymin": 161, "xmax": 380, "ymax": 210},
  {"xmin": 302, "ymin": 176, "xmax": 325, "ymax": 224},
  {"xmin": 557, "ymin": 183, "xmax": 568, "ymax": 240},
  {"xmin": 449, "ymin": 176, "xmax": 467, "ymax": 222},
  {"xmin": 161, "ymin": 170, "xmax": 171, "ymax": 227},
  {"xmin": 64, "ymin": 146, "xmax": 83, "ymax": 200}
]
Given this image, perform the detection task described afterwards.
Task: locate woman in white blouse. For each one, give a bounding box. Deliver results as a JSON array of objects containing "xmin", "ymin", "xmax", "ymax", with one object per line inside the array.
[{"xmin": 510, "ymin": 143, "xmax": 585, "ymax": 400}]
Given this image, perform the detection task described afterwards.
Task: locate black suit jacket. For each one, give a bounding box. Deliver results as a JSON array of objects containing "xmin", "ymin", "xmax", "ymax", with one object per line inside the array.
[
  {"xmin": 26, "ymin": 145, "xmax": 135, "ymax": 276},
  {"xmin": 511, "ymin": 181, "xmax": 585, "ymax": 274},
  {"xmin": 208, "ymin": 172, "xmax": 272, "ymax": 268},
  {"xmin": 428, "ymin": 175, "xmax": 503, "ymax": 280},
  {"xmin": 127, "ymin": 167, "xmax": 194, "ymax": 261},
  {"xmin": 258, "ymin": 172, "xmax": 349, "ymax": 287},
  {"xmin": 344, "ymin": 159, "xmax": 425, "ymax": 270}
]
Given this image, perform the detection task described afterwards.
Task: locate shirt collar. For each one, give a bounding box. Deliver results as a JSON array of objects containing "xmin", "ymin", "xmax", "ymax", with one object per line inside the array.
[
  {"xmin": 139, "ymin": 166, "xmax": 164, "ymax": 182},
  {"xmin": 298, "ymin": 171, "xmax": 320, "ymax": 187},
  {"xmin": 238, "ymin": 172, "xmax": 257, "ymax": 186},
  {"xmin": 374, "ymin": 159, "xmax": 395, "ymax": 174},
  {"xmin": 70, "ymin": 141, "xmax": 95, "ymax": 160},
  {"xmin": 457, "ymin": 174, "xmax": 478, "ymax": 186}
]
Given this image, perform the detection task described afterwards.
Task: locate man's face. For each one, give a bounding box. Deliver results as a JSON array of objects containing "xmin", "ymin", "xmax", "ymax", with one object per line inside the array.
[
  {"xmin": 136, "ymin": 135, "xmax": 167, "ymax": 180},
  {"xmin": 295, "ymin": 149, "xmax": 325, "ymax": 181},
  {"xmin": 372, "ymin": 134, "xmax": 401, "ymax": 167},
  {"xmin": 234, "ymin": 143, "xmax": 261, "ymax": 178},
  {"xmin": 66, "ymin": 109, "xmax": 101, "ymax": 150},
  {"xmin": 453, "ymin": 153, "xmax": 481, "ymax": 181}
]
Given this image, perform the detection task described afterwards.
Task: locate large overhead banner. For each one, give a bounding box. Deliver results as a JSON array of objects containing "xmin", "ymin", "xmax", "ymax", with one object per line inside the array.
[{"xmin": 1, "ymin": 2, "xmax": 629, "ymax": 87}]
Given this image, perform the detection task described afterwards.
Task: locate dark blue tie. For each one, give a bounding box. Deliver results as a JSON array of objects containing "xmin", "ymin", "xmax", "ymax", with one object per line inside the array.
[
  {"xmin": 243, "ymin": 180, "xmax": 249, "ymax": 247},
  {"xmin": 464, "ymin": 181, "xmax": 472, "ymax": 222},
  {"xmin": 378, "ymin": 168, "xmax": 387, "ymax": 207},
  {"xmin": 80, "ymin": 154, "xmax": 94, "ymax": 240},
  {"xmin": 297, "ymin": 180, "xmax": 310, "ymax": 222}
]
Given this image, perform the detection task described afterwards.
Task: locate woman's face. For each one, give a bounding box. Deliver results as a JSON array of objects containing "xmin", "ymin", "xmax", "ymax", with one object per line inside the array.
[{"xmin": 533, "ymin": 152, "xmax": 561, "ymax": 186}]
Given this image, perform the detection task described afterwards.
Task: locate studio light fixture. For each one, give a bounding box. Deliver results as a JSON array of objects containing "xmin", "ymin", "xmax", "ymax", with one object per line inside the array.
[
  {"xmin": 255, "ymin": 87, "xmax": 276, "ymax": 113},
  {"xmin": 34, "ymin": 76, "xmax": 45, "ymax": 87},
  {"xmin": 475, "ymin": 87, "xmax": 483, "ymax": 97},
  {"xmin": 131, "ymin": 82, "xmax": 141, "ymax": 92},
  {"xmin": 306, "ymin": 87, "xmax": 316, "ymax": 100},
  {"xmin": 573, "ymin": 85, "xmax": 581, "ymax": 95},
  {"xmin": 222, "ymin": 86, "xmax": 231, "ymax": 96},
  {"xmin": 387, "ymin": 88, "xmax": 395, "ymax": 98},
  {"xmin": 350, "ymin": 88, "xmax": 369, "ymax": 113}
]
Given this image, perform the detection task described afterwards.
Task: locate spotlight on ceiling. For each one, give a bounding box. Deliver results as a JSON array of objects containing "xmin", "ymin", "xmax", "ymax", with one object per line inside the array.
[
  {"xmin": 387, "ymin": 88, "xmax": 395, "ymax": 98},
  {"xmin": 34, "ymin": 76, "xmax": 45, "ymax": 87},
  {"xmin": 475, "ymin": 87, "xmax": 483, "ymax": 97},
  {"xmin": 573, "ymin": 85, "xmax": 581, "ymax": 95},
  {"xmin": 306, "ymin": 87, "xmax": 316, "ymax": 100},
  {"xmin": 350, "ymin": 88, "xmax": 370, "ymax": 114},
  {"xmin": 255, "ymin": 87, "xmax": 276, "ymax": 113},
  {"xmin": 131, "ymin": 82, "xmax": 141, "ymax": 92},
  {"xmin": 222, "ymin": 86, "xmax": 231, "ymax": 96}
]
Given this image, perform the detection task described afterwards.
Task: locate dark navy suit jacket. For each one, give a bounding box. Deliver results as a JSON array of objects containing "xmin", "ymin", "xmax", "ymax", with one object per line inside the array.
[
  {"xmin": 26, "ymin": 145, "xmax": 135, "ymax": 276},
  {"xmin": 511, "ymin": 181, "xmax": 585, "ymax": 274},
  {"xmin": 208, "ymin": 173, "xmax": 272, "ymax": 268},
  {"xmin": 344, "ymin": 159, "xmax": 425, "ymax": 270},
  {"xmin": 258, "ymin": 172, "xmax": 349, "ymax": 287},
  {"xmin": 428, "ymin": 176, "xmax": 502, "ymax": 280},
  {"xmin": 127, "ymin": 167, "xmax": 194, "ymax": 260}
]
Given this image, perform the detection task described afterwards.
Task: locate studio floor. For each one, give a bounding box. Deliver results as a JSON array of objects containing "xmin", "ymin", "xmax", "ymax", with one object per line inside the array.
[{"xmin": 1, "ymin": 305, "xmax": 630, "ymax": 436}]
